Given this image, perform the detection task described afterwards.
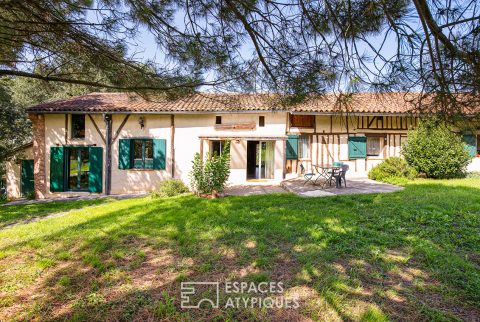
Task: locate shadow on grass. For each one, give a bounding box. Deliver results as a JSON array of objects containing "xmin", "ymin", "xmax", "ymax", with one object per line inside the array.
[
  {"xmin": 0, "ymin": 198, "xmax": 112, "ymax": 228},
  {"xmin": 0, "ymin": 181, "xmax": 479, "ymax": 321}
]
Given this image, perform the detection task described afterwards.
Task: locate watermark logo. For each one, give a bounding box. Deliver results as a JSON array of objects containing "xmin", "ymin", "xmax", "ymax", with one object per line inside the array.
[
  {"xmin": 180, "ymin": 281, "xmax": 299, "ymax": 309},
  {"xmin": 180, "ymin": 282, "xmax": 220, "ymax": 309}
]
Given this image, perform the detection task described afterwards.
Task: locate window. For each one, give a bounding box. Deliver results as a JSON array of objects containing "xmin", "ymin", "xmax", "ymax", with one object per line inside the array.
[
  {"xmin": 118, "ymin": 138, "xmax": 166, "ymax": 170},
  {"xmin": 366, "ymin": 136, "xmax": 381, "ymax": 156},
  {"xmin": 286, "ymin": 135, "xmax": 310, "ymax": 160},
  {"xmin": 71, "ymin": 114, "xmax": 85, "ymax": 139},
  {"xmin": 68, "ymin": 147, "xmax": 89, "ymax": 191},
  {"xmin": 132, "ymin": 139, "xmax": 154, "ymax": 169},
  {"xmin": 210, "ymin": 140, "xmax": 229, "ymax": 156},
  {"xmin": 298, "ymin": 135, "xmax": 310, "ymax": 159},
  {"xmin": 290, "ymin": 114, "xmax": 314, "ymax": 127},
  {"xmin": 259, "ymin": 116, "xmax": 265, "ymax": 127},
  {"xmin": 215, "ymin": 116, "xmax": 222, "ymax": 125},
  {"xmin": 49, "ymin": 146, "xmax": 103, "ymax": 193}
]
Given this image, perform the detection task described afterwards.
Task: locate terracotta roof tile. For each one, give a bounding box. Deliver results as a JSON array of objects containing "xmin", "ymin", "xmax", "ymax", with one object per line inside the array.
[
  {"xmin": 27, "ymin": 91, "xmax": 479, "ymax": 115},
  {"xmin": 28, "ymin": 92, "xmax": 281, "ymax": 113}
]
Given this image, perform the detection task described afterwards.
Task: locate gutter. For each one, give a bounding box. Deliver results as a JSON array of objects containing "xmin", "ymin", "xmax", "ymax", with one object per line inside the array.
[
  {"xmin": 26, "ymin": 110, "xmax": 424, "ymax": 117},
  {"xmin": 26, "ymin": 110, "xmax": 289, "ymax": 115}
]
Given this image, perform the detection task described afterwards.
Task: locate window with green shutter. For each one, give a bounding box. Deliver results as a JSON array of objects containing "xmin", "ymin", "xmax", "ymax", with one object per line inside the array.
[
  {"xmin": 118, "ymin": 138, "xmax": 166, "ymax": 170},
  {"xmin": 463, "ymin": 134, "xmax": 477, "ymax": 157},
  {"xmin": 286, "ymin": 134, "xmax": 299, "ymax": 160},
  {"xmin": 132, "ymin": 139, "xmax": 154, "ymax": 169},
  {"xmin": 348, "ymin": 136, "xmax": 367, "ymax": 159}
]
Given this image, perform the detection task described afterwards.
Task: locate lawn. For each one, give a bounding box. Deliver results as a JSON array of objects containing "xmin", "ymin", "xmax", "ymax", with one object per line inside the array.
[
  {"xmin": 0, "ymin": 198, "xmax": 112, "ymax": 228},
  {"xmin": 0, "ymin": 179, "xmax": 478, "ymax": 321}
]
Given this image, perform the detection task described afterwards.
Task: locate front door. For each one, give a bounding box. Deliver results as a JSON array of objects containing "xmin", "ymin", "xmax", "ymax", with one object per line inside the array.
[
  {"xmin": 246, "ymin": 141, "xmax": 275, "ymax": 180},
  {"xmin": 21, "ymin": 159, "xmax": 34, "ymax": 197},
  {"xmin": 67, "ymin": 147, "xmax": 90, "ymax": 191}
]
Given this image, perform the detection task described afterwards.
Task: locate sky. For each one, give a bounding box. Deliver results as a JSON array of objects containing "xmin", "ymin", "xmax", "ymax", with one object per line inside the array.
[{"xmin": 86, "ymin": 2, "xmax": 412, "ymax": 93}]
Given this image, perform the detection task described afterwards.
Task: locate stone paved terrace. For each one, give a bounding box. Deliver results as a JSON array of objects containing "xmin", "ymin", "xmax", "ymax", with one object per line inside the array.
[
  {"xmin": 224, "ymin": 182, "xmax": 286, "ymax": 196},
  {"xmin": 281, "ymin": 177, "xmax": 403, "ymax": 197}
]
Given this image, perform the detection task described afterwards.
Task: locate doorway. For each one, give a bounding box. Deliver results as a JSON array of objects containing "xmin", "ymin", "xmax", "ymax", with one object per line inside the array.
[
  {"xmin": 21, "ymin": 159, "xmax": 34, "ymax": 197},
  {"xmin": 67, "ymin": 147, "xmax": 90, "ymax": 191},
  {"xmin": 246, "ymin": 141, "xmax": 275, "ymax": 180}
]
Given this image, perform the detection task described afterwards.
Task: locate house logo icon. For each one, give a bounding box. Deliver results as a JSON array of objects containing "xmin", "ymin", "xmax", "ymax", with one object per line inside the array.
[{"xmin": 180, "ymin": 282, "xmax": 220, "ymax": 309}]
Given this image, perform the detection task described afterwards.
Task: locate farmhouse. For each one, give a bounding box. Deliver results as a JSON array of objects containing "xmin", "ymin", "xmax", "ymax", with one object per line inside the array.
[{"xmin": 5, "ymin": 92, "xmax": 480, "ymax": 199}]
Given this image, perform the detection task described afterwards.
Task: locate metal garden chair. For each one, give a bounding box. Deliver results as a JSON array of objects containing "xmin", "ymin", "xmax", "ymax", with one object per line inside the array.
[{"xmin": 300, "ymin": 164, "xmax": 317, "ymax": 185}]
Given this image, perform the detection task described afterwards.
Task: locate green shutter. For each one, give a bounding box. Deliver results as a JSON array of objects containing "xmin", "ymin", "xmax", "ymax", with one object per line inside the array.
[
  {"xmin": 50, "ymin": 147, "xmax": 65, "ymax": 192},
  {"xmin": 118, "ymin": 139, "xmax": 131, "ymax": 169},
  {"xmin": 153, "ymin": 139, "xmax": 166, "ymax": 170},
  {"xmin": 88, "ymin": 147, "xmax": 103, "ymax": 193},
  {"xmin": 286, "ymin": 134, "xmax": 299, "ymax": 160},
  {"xmin": 348, "ymin": 136, "xmax": 367, "ymax": 159},
  {"xmin": 21, "ymin": 160, "xmax": 34, "ymax": 197},
  {"xmin": 463, "ymin": 134, "xmax": 477, "ymax": 157}
]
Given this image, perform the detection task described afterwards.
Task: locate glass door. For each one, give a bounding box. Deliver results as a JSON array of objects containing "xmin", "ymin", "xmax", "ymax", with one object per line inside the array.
[
  {"xmin": 256, "ymin": 141, "xmax": 275, "ymax": 179},
  {"xmin": 67, "ymin": 147, "xmax": 90, "ymax": 191}
]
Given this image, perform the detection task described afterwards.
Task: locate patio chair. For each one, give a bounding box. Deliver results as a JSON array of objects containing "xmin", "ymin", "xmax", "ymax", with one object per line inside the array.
[
  {"xmin": 326, "ymin": 162, "xmax": 344, "ymax": 186},
  {"xmin": 333, "ymin": 164, "xmax": 349, "ymax": 188},
  {"xmin": 300, "ymin": 164, "xmax": 316, "ymax": 185}
]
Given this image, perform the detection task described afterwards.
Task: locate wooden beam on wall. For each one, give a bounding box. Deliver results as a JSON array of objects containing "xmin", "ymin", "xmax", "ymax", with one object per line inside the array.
[
  {"xmin": 88, "ymin": 114, "xmax": 106, "ymax": 144},
  {"xmin": 337, "ymin": 134, "xmax": 341, "ymax": 161},
  {"xmin": 112, "ymin": 115, "xmax": 130, "ymax": 143}
]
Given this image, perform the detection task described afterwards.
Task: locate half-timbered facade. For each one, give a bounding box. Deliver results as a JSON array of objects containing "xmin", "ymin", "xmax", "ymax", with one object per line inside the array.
[
  {"xmin": 285, "ymin": 114, "xmax": 420, "ymax": 177},
  {"xmin": 5, "ymin": 92, "xmax": 479, "ymax": 199}
]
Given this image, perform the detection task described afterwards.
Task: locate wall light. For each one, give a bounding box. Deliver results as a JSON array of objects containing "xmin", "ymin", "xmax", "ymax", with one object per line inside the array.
[{"xmin": 138, "ymin": 116, "xmax": 145, "ymax": 129}]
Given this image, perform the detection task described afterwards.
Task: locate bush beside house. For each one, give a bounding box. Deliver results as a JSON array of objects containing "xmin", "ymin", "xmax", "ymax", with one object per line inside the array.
[
  {"xmin": 401, "ymin": 121, "xmax": 470, "ymax": 178},
  {"xmin": 151, "ymin": 179, "xmax": 189, "ymax": 198},
  {"xmin": 368, "ymin": 157, "xmax": 417, "ymax": 185},
  {"xmin": 189, "ymin": 142, "xmax": 231, "ymax": 197}
]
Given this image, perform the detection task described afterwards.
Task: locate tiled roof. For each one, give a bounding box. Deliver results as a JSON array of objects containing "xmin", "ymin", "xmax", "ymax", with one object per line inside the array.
[
  {"xmin": 28, "ymin": 92, "xmax": 280, "ymax": 113},
  {"xmin": 27, "ymin": 91, "xmax": 477, "ymax": 115},
  {"xmin": 291, "ymin": 92, "xmax": 419, "ymax": 114}
]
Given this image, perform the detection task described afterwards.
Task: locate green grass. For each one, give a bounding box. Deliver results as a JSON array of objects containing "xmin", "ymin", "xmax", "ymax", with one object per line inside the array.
[
  {"xmin": 0, "ymin": 179, "xmax": 479, "ymax": 321},
  {"xmin": 0, "ymin": 198, "xmax": 112, "ymax": 228}
]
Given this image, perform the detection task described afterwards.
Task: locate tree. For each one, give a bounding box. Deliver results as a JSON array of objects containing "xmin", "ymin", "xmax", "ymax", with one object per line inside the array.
[
  {"xmin": 0, "ymin": 0, "xmax": 479, "ymax": 112},
  {"xmin": 8, "ymin": 76, "xmax": 96, "ymax": 108},
  {"xmin": 0, "ymin": 75, "xmax": 97, "ymax": 176},
  {"xmin": 0, "ymin": 79, "xmax": 32, "ymax": 173}
]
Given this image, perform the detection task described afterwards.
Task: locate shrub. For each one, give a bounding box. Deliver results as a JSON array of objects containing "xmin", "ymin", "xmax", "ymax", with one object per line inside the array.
[
  {"xmin": 401, "ymin": 120, "xmax": 470, "ymax": 178},
  {"xmin": 151, "ymin": 179, "xmax": 189, "ymax": 198},
  {"xmin": 189, "ymin": 142, "xmax": 231, "ymax": 197},
  {"xmin": 368, "ymin": 157, "xmax": 417, "ymax": 184}
]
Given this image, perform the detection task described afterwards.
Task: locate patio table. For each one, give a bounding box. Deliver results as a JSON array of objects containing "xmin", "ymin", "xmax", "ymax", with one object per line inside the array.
[{"xmin": 312, "ymin": 164, "xmax": 341, "ymax": 188}]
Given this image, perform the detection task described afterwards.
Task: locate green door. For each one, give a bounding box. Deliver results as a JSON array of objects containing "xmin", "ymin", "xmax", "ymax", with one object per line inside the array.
[{"xmin": 21, "ymin": 159, "xmax": 34, "ymax": 197}]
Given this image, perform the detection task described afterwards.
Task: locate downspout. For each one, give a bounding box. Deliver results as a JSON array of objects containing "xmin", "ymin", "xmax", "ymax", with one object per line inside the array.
[
  {"xmin": 170, "ymin": 114, "xmax": 175, "ymax": 178},
  {"xmin": 103, "ymin": 114, "xmax": 112, "ymax": 195}
]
